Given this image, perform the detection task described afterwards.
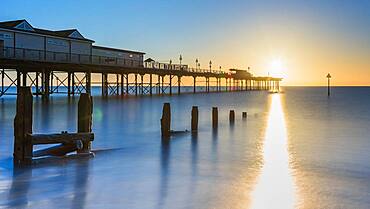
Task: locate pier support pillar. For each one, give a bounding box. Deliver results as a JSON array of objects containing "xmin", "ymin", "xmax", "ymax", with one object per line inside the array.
[
  {"xmin": 71, "ymin": 72, "xmax": 75, "ymax": 95},
  {"xmin": 86, "ymin": 71, "xmax": 91, "ymax": 95},
  {"xmin": 140, "ymin": 74, "xmax": 144, "ymax": 95},
  {"xmin": 50, "ymin": 71, "xmax": 54, "ymax": 94},
  {"xmin": 67, "ymin": 72, "xmax": 71, "ymax": 96},
  {"xmin": 102, "ymin": 73, "xmax": 108, "ymax": 97},
  {"xmin": 149, "ymin": 74, "xmax": 153, "ymax": 95},
  {"xmin": 121, "ymin": 74, "xmax": 124, "ymax": 95},
  {"xmin": 135, "ymin": 74, "xmax": 138, "ymax": 96},
  {"xmin": 42, "ymin": 70, "xmax": 50, "ymax": 100},
  {"xmin": 157, "ymin": 75, "xmax": 161, "ymax": 94},
  {"xmin": 206, "ymin": 77, "xmax": 209, "ymax": 93},
  {"xmin": 226, "ymin": 78, "xmax": 228, "ymax": 92},
  {"xmin": 22, "ymin": 71, "xmax": 27, "ymax": 87},
  {"xmin": 193, "ymin": 76, "xmax": 196, "ymax": 93},
  {"xmin": 177, "ymin": 76, "xmax": 181, "ymax": 95},
  {"xmin": 16, "ymin": 70, "xmax": 21, "ymax": 90},
  {"xmin": 116, "ymin": 74, "xmax": 119, "ymax": 96},
  {"xmin": 126, "ymin": 74, "xmax": 129, "ymax": 95},
  {"xmin": 35, "ymin": 72, "xmax": 40, "ymax": 95},
  {"xmin": 1, "ymin": 69, "xmax": 3, "ymax": 95},
  {"xmin": 169, "ymin": 75, "xmax": 172, "ymax": 95}
]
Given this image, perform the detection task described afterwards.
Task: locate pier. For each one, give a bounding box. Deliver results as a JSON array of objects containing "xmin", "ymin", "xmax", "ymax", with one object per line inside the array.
[
  {"xmin": 0, "ymin": 49, "xmax": 281, "ymax": 98},
  {"xmin": 0, "ymin": 19, "xmax": 281, "ymax": 98}
]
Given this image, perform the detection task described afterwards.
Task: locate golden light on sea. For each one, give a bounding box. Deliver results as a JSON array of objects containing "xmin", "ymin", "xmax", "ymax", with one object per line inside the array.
[{"xmin": 250, "ymin": 94, "xmax": 297, "ymax": 209}]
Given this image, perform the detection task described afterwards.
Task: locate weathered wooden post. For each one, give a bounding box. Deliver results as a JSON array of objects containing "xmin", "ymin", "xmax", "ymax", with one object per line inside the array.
[
  {"xmin": 229, "ymin": 110, "xmax": 235, "ymax": 123},
  {"xmin": 191, "ymin": 106, "xmax": 198, "ymax": 132},
  {"xmin": 242, "ymin": 112, "xmax": 247, "ymax": 118},
  {"xmin": 14, "ymin": 87, "xmax": 33, "ymax": 164},
  {"xmin": 161, "ymin": 103, "xmax": 171, "ymax": 138},
  {"xmin": 212, "ymin": 107, "xmax": 218, "ymax": 129},
  {"xmin": 78, "ymin": 93, "xmax": 93, "ymax": 154}
]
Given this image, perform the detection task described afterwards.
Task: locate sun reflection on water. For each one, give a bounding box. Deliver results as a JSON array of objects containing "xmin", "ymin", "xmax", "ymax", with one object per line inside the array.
[{"xmin": 250, "ymin": 94, "xmax": 297, "ymax": 209}]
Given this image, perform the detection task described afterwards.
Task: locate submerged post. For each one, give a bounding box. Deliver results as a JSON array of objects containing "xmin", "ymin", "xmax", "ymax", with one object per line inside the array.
[
  {"xmin": 212, "ymin": 107, "xmax": 218, "ymax": 129},
  {"xmin": 78, "ymin": 93, "xmax": 93, "ymax": 154},
  {"xmin": 191, "ymin": 106, "xmax": 198, "ymax": 132},
  {"xmin": 161, "ymin": 103, "xmax": 171, "ymax": 138},
  {"xmin": 242, "ymin": 112, "xmax": 247, "ymax": 118},
  {"xmin": 14, "ymin": 87, "xmax": 33, "ymax": 164},
  {"xmin": 229, "ymin": 110, "xmax": 235, "ymax": 123}
]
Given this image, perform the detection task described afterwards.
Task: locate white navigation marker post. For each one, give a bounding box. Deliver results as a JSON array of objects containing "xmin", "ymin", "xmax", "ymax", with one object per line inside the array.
[{"xmin": 326, "ymin": 73, "xmax": 332, "ymax": 96}]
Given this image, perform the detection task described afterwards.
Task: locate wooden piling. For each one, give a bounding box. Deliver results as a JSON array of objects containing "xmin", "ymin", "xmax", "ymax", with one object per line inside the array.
[
  {"xmin": 77, "ymin": 93, "xmax": 93, "ymax": 154},
  {"xmin": 161, "ymin": 103, "xmax": 171, "ymax": 138},
  {"xmin": 212, "ymin": 107, "xmax": 218, "ymax": 129},
  {"xmin": 242, "ymin": 112, "xmax": 247, "ymax": 118},
  {"xmin": 229, "ymin": 110, "xmax": 235, "ymax": 123},
  {"xmin": 14, "ymin": 87, "xmax": 33, "ymax": 164},
  {"xmin": 191, "ymin": 106, "xmax": 198, "ymax": 132}
]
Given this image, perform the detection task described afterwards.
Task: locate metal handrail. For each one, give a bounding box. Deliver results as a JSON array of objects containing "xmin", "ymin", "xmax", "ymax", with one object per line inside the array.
[{"xmin": 0, "ymin": 46, "xmax": 226, "ymax": 75}]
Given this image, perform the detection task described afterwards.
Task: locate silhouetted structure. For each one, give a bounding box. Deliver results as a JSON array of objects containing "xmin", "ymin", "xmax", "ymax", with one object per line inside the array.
[
  {"xmin": 327, "ymin": 73, "xmax": 331, "ymax": 96},
  {"xmin": 0, "ymin": 19, "xmax": 282, "ymax": 98}
]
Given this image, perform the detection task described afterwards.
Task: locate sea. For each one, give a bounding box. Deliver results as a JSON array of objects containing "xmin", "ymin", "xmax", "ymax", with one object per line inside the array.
[{"xmin": 0, "ymin": 86, "xmax": 369, "ymax": 209}]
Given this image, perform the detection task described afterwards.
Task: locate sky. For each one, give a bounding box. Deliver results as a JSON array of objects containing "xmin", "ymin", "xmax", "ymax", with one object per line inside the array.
[{"xmin": 2, "ymin": 0, "xmax": 370, "ymax": 86}]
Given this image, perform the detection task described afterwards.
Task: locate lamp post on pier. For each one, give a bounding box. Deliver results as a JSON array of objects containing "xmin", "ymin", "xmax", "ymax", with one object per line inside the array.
[
  {"xmin": 169, "ymin": 59, "xmax": 172, "ymax": 69},
  {"xmin": 326, "ymin": 73, "xmax": 332, "ymax": 96},
  {"xmin": 209, "ymin": 60, "xmax": 212, "ymax": 72},
  {"xmin": 195, "ymin": 58, "xmax": 198, "ymax": 70},
  {"xmin": 179, "ymin": 55, "xmax": 182, "ymax": 66}
]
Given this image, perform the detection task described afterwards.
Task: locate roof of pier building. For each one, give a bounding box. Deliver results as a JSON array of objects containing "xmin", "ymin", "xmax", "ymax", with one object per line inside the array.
[
  {"xmin": 93, "ymin": 45, "xmax": 145, "ymax": 55},
  {"xmin": 0, "ymin": 19, "xmax": 94, "ymax": 42},
  {"xmin": 229, "ymin": 69, "xmax": 253, "ymax": 79}
]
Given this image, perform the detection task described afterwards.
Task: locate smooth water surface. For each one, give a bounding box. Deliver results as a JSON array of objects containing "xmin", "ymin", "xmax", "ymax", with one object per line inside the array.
[{"xmin": 0, "ymin": 87, "xmax": 369, "ymax": 209}]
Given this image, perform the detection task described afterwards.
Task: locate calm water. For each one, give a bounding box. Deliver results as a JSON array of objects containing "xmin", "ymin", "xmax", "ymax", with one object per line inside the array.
[{"xmin": 0, "ymin": 87, "xmax": 369, "ymax": 209}]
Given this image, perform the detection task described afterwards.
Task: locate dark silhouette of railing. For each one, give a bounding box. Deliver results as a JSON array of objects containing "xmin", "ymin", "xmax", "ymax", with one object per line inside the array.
[{"xmin": 0, "ymin": 47, "xmax": 225, "ymax": 75}]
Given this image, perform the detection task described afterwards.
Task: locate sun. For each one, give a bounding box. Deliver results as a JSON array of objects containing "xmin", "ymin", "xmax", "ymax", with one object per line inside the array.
[{"xmin": 269, "ymin": 58, "xmax": 285, "ymax": 78}]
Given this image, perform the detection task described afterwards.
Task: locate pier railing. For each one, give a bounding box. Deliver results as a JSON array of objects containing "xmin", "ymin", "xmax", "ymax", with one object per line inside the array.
[{"xmin": 0, "ymin": 47, "xmax": 225, "ymax": 75}]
